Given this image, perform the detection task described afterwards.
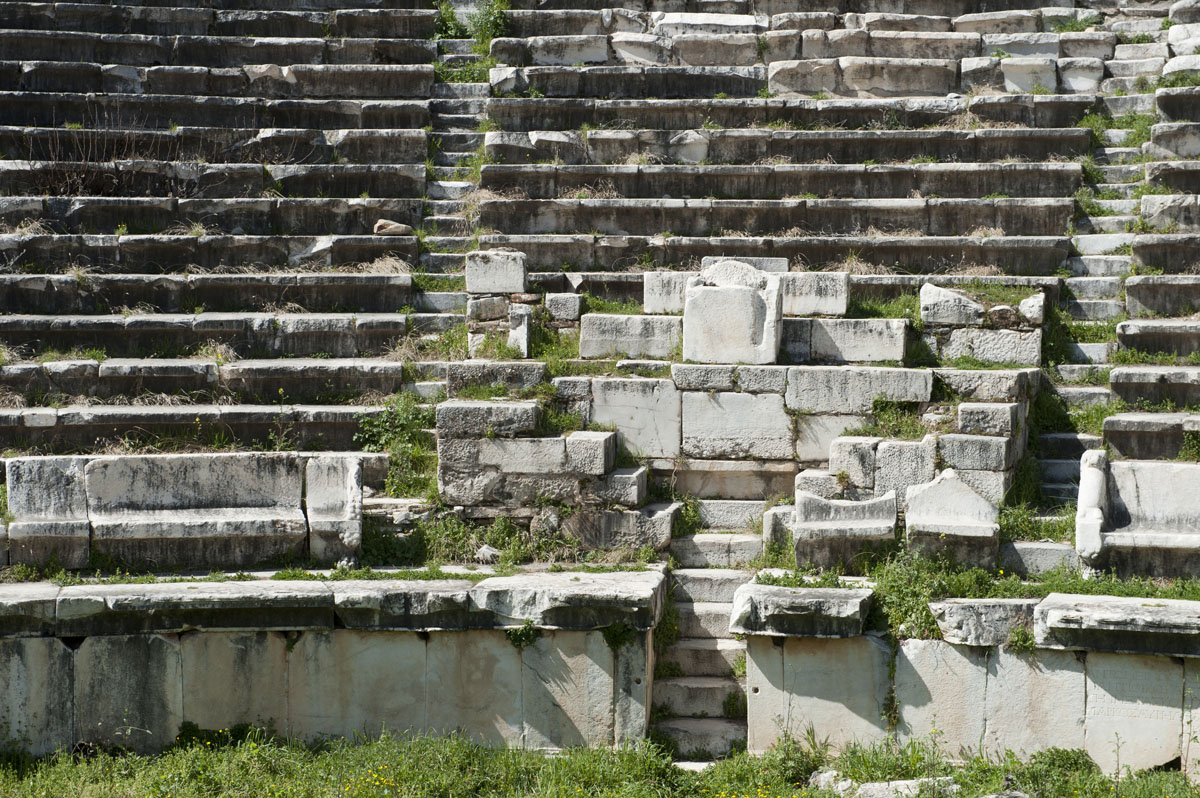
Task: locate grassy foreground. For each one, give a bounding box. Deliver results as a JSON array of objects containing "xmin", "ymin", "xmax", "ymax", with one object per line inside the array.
[{"xmin": 0, "ymin": 731, "xmax": 1196, "ymax": 798}]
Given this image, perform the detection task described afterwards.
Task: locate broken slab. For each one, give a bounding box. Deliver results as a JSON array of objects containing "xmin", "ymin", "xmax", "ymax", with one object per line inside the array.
[
  {"xmin": 905, "ymin": 469, "xmax": 1000, "ymax": 568},
  {"xmin": 792, "ymin": 490, "xmax": 897, "ymax": 570},
  {"xmin": 729, "ymin": 584, "xmax": 872, "ymax": 638},
  {"xmin": 682, "ymin": 260, "xmax": 782, "ymax": 365}
]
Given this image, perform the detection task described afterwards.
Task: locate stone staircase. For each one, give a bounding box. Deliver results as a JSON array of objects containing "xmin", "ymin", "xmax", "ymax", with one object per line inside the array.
[{"xmin": 652, "ymin": 567, "xmax": 750, "ymax": 760}]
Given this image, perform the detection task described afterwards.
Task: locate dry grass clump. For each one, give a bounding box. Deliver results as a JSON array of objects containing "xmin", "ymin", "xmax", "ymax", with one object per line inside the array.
[
  {"xmin": 164, "ymin": 220, "xmax": 221, "ymax": 237},
  {"xmin": 951, "ymin": 263, "xmax": 1002, "ymax": 276},
  {"xmin": 0, "ymin": 218, "xmax": 54, "ymax": 235},
  {"xmin": 864, "ymin": 226, "xmax": 924, "ymax": 238},
  {"xmin": 968, "ymin": 225, "xmax": 1006, "ymax": 238},
  {"xmin": 193, "ymin": 340, "xmax": 238, "ymax": 365},
  {"xmin": 454, "ymin": 187, "xmax": 525, "ymax": 227},
  {"xmin": 828, "ymin": 254, "xmax": 893, "ymax": 275},
  {"xmin": 354, "ymin": 254, "xmax": 412, "ymax": 274},
  {"xmin": 557, "ymin": 180, "xmax": 622, "ymax": 200}
]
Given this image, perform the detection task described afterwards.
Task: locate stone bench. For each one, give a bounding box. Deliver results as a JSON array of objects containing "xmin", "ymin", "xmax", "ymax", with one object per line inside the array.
[
  {"xmin": 1124, "ymin": 274, "xmax": 1200, "ymax": 317},
  {"xmin": 0, "ymin": 233, "xmax": 419, "ymax": 272},
  {"xmin": 0, "ymin": 273, "xmax": 432, "ymax": 315},
  {"xmin": 480, "ymin": 162, "xmax": 1081, "ymax": 199},
  {"xmin": 1116, "ymin": 319, "xmax": 1200, "ymax": 356},
  {"xmin": 0, "ymin": 91, "xmax": 431, "ymax": 130},
  {"xmin": 493, "ymin": 64, "xmax": 767, "ymax": 99},
  {"xmin": 477, "ymin": 197, "xmax": 1073, "ymax": 237},
  {"xmin": 479, "ymin": 232, "xmax": 1070, "ymax": 272},
  {"xmin": 5, "ymin": 451, "xmax": 361, "ymax": 568},
  {"xmin": 0, "ymin": 161, "xmax": 425, "ymax": 199},
  {"xmin": 0, "ymin": 125, "xmax": 428, "ymax": 165},
  {"xmin": 1102, "ymin": 412, "xmax": 1198, "ymax": 459},
  {"xmin": 0, "ymin": 312, "xmax": 456, "ymax": 357},
  {"xmin": 484, "ymin": 127, "xmax": 1091, "ymax": 165},
  {"xmin": 0, "ymin": 195, "xmax": 423, "ymax": 236},
  {"xmin": 0, "ymin": 5, "xmax": 437, "ymax": 39},
  {"xmin": 1132, "ymin": 234, "xmax": 1200, "ymax": 273},
  {"xmin": 1076, "ymin": 450, "xmax": 1200, "ymax": 576},
  {"xmin": 7, "ymin": 61, "xmax": 437, "ymax": 98},
  {"xmin": 1109, "ymin": 365, "xmax": 1200, "ymax": 407},
  {"xmin": 0, "ymin": 403, "xmax": 393, "ymax": 451},
  {"xmin": 0, "ymin": 32, "xmax": 438, "ymax": 68}
]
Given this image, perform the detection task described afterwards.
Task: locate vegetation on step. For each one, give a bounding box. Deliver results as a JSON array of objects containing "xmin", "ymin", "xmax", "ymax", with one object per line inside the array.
[
  {"xmin": 354, "ymin": 392, "xmax": 437, "ymax": 499},
  {"xmin": 5, "ymin": 727, "xmax": 1200, "ymax": 797},
  {"xmin": 761, "ymin": 550, "xmax": 1200, "ymax": 642},
  {"xmin": 1076, "ymin": 111, "xmax": 1156, "ymax": 149},
  {"xmin": 842, "ymin": 399, "xmax": 929, "ymax": 441}
]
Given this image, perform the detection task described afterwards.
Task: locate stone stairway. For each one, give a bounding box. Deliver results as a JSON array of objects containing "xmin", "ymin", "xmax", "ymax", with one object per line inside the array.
[{"xmin": 652, "ymin": 567, "xmax": 750, "ymax": 760}]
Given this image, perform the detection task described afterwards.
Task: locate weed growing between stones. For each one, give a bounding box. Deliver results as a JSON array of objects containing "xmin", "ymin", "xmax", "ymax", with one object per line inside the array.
[
  {"xmin": 843, "ymin": 400, "xmax": 927, "ymax": 441},
  {"xmin": 354, "ymin": 392, "xmax": 437, "ymax": 499},
  {"xmin": 504, "ymin": 619, "xmax": 541, "ymax": 649}
]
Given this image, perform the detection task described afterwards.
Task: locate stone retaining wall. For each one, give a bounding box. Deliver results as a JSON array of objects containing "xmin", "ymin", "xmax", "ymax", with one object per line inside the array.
[{"xmin": 0, "ymin": 570, "xmax": 665, "ymax": 755}]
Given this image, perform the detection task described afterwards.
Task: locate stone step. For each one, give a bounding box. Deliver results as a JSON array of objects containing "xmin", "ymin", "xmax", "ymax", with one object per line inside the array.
[
  {"xmin": 654, "ymin": 676, "xmax": 744, "ymax": 720},
  {"xmin": 659, "ymin": 638, "xmax": 745, "ymax": 678},
  {"xmin": 1096, "ymin": 163, "xmax": 1145, "ymax": 182},
  {"xmin": 1064, "ymin": 298, "xmax": 1127, "ymax": 320},
  {"xmin": 432, "ymin": 82, "xmax": 489, "ymax": 99},
  {"xmin": 695, "ymin": 499, "xmax": 764, "ymax": 530},
  {"xmin": 1038, "ymin": 458, "xmax": 1081, "ymax": 484},
  {"xmin": 669, "ymin": 534, "xmax": 762, "ymax": 568},
  {"xmin": 670, "ymin": 568, "xmax": 751, "ymax": 603},
  {"xmin": 418, "ymin": 251, "xmax": 467, "ymax": 270},
  {"xmin": 421, "ymin": 215, "xmax": 473, "ymax": 235},
  {"xmin": 1110, "ymin": 364, "xmax": 1200, "ymax": 406},
  {"xmin": 650, "ymin": 718, "xmax": 746, "ymax": 760},
  {"xmin": 1094, "ymin": 147, "xmax": 1144, "ymax": 165},
  {"xmin": 1073, "ymin": 233, "xmax": 1135, "ymax": 255},
  {"xmin": 432, "ymin": 151, "xmax": 478, "ymax": 167},
  {"xmin": 1068, "ymin": 342, "xmax": 1116, "ymax": 364},
  {"xmin": 430, "ymin": 165, "xmax": 471, "ymax": 179},
  {"xmin": 438, "ymin": 53, "xmax": 482, "ymax": 66},
  {"xmin": 1116, "ymin": 319, "xmax": 1200, "ymax": 356},
  {"xmin": 1095, "ymin": 182, "xmax": 1137, "ymax": 198},
  {"xmin": 435, "ymin": 132, "xmax": 485, "ymax": 151},
  {"xmin": 432, "ymin": 113, "xmax": 485, "ymax": 130},
  {"xmin": 1041, "ymin": 482, "xmax": 1080, "ymax": 503},
  {"xmin": 1094, "ymin": 199, "xmax": 1141, "ymax": 215},
  {"xmin": 1054, "ymin": 385, "xmax": 1118, "ymax": 408},
  {"xmin": 426, "ymin": 181, "xmax": 475, "ymax": 201},
  {"xmin": 431, "ymin": 98, "xmax": 488, "ymax": 115},
  {"xmin": 1078, "ymin": 215, "xmax": 1138, "ymax": 234},
  {"xmin": 437, "ymin": 39, "xmax": 475, "ymax": 55},
  {"xmin": 424, "ymin": 199, "xmax": 464, "ymax": 216},
  {"xmin": 676, "ymin": 601, "xmax": 733, "ymax": 640},
  {"xmin": 1066, "ymin": 254, "xmax": 1133, "ymax": 276},
  {"xmin": 1065, "ymin": 276, "xmax": 1122, "ymax": 299},
  {"xmin": 1038, "ymin": 431, "xmax": 1103, "ymax": 459}
]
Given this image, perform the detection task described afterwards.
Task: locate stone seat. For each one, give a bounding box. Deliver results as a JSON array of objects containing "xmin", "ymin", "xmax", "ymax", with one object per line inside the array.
[
  {"xmin": 5, "ymin": 451, "xmax": 361, "ymax": 568},
  {"xmin": 0, "ymin": 272, "xmax": 427, "ymax": 315},
  {"xmin": 1116, "ymin": 319, "xmax": 1200, "ymax": 356},
  {"xmin": 790, "ymin": 490, "xmax": 897, "ymax": 570},
  {"xmin": 5, "ymin": 61, "xmax": 436, "ymax": 98},
  {"xmin": 0, "ymin": 91, "xmax": 431, "ymax": 130},
  {"xmin": 0, "ymin": 32, "xmax": 437, "ymax": 67},
  {"xmin": 1131, "ymin": 234, "xmax": 1200, "ymax": 273},
  {"xmin": 1158, "ymin": 86, "xmax": 1200, "ymax": 123},
  {"xmin": 1124, "ymin": 274, "xmax": 1200, "ymax": 316},
  {"xmin": 478, "ymin": 232, "xmax": 1070, "ymax": 272},
  {"xmin": 0, "ymin": 195, "xmax": 423, "ymax": 235},
  {"xmin": 484, "ymin": 126, "xmax": 1091, "ymax": 165},
  {"xmin": 0, "ymin": 4, "xmax": 437, "ymax": 38},
  {"xmin": 1077, "ymin": 452, "xmax": 1200, "ymax": 577},
  {"xmin": 1109, "ymin": 365, "xmax": 1200, "ymax": 406},
  {"xmin": 0, "ymin": 356, "xmax": 440, "ymax": 399},
  {"xmin": 479, "ymin": 162, "xmax": 1082, "ymax": 199},
  {"xmin": 1, "ymin": 233, "xmax": 420, "ymax": 272},
  {"xmin": 476, "ymin": 197, "xmax": 1073, "ymax": 237},
  {"xmin": 495, "ymin": 64, "xmax": 767, "ymax": 99},
  {"xmin": 0, "ymin": 125, "xmax": 428, "ymax": 165},
  {"xmin": 0, "ymin": 161, "xmax": 425, "ymax": 199},
  {"xmin": 0, "ymin": 311, "xmax": 457, "ymax": 357}
]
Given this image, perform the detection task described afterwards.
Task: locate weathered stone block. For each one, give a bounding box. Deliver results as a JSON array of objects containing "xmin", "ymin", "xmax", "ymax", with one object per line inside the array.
[
  {"xmin": 984, "ymin": 648, "xmax": 1085, "ymax": 756},
  {"xmin": 905, "ymin": 469, "xmax": 999, "ymax": 568},
  {"xmin": 565, "ymin": 430, "xmax": 616, "ymax": 475},
  {"xmin": 465, "ymin": 249, "xmax": 527, "ymax": 294},
  {"xmin": 809, "ymin": 319, "xmax": 907, "ymax": 363},
  {"xmin": 75, "ymin": 634, "xmax": 182, "ymax": 754},
  {"xmin": 785, "ymin": 366, "xmax": 932, "ymax": 413},
  {"xmin": 895, "ymin": 639, "xmax": 986, "ymax": 745},
  {"xmin": 682, "ymin": 262, "xmax": 782, "ymax": 365},
  {"xmin": 944, "ymin": 328, "xmax": 1042, "ymax": 365},
  {"xmin": 545, "ymin": 292, "xmax": 582, "ymax": 321},
  {"xmin": 874, "ymin": 435, "xmax": 936, "ymax": 508},
  {"xmin": 579, "ymin": 314, "xmax": 681, "ymax": 359},
  {"xmin": 305, "ymin": 455, "xmax": 362, "ymax": 565},
  {"xmin": 1085, "ymin": 652, "xmax": 1182, "ymax": 774},
  {"xmin": 729, "ymin": 584, "xmax": 872, "ymax": 637},
  {"xmin": 522, "ymin": 631, "xmax": 615, "ymax": 749},
  {"xmin": 6, "ymin": 456, "xmax": 90, "ymax": 568},
  {"xmin": 591, "ymin": 378, "xmax": 680, "ymax": 459},
  {"xmin": 792, "ymin": 491, "xmax": 896, "ymax": 570},
  {"xmin": 0, "ymin": 637, "xmax": 74, "ymax": 755},
  {"xmin": 682, "ymin": 392, "xmax": 793, "ymax": 459},
  {"xmin": 957, "ymin": 402, "xmax": 1022, "ymax": 436},
  {"xmin": 436, "ymin": 399, "xmax": 539, "ymax": 439},
  {"xmin": 181, "ymin": 631, "xmax": 287, "ymax": 733},
  {"xmin": 828, "ymin": 436, "xmax": 881, "ymax": 489}
]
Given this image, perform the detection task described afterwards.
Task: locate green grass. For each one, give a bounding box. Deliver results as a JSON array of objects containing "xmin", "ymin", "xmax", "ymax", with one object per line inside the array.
[
  {"xmin": 998, "ymin": 502, "xmax": 1076, "ymax": 543},
  {"xmin": 841, "ymin": 399, "xmax": 927, "ymax": 441},
  {"xmin": 846, "ymin": 294, "xmax": 920, "ymax": 328},
  {"xmin": 411, "ymin": 273, "xmax": 465, "ymax": 292},
  {"xmin": 353, "ymin": 392, "xmax": 437, "ymax": 499},
  {"xmin": 582, "ymin": 294, "xmax": 643, "ymax": 315},
  {"xmin": 4, "ymin": 727, "xmax": 1200, "ymax": 798}
]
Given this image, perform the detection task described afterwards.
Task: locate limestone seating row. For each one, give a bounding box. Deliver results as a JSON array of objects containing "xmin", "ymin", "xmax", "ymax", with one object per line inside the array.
[
  {"xmin": 1076, "ymin": 451, "xmax": 1200, "ymax": 577},
  {"xmin": 3, "ymin": 451, "xmax": 361, "ymax": 568},
  {"xmin": 1157, "ymin": 86, "xmax": 1200, "ymax": 123},
  {"xmin": 1116, "ymin": 319, "xmax": 1200, "ymax": 356},
  {"xmin": 0, "ymin": 161, "xmax": 426, "ymax": 199},
  {"xmin": 0, "ymin": 4, "xmax": 438, "ymax": 38},
  {"xmin": 0, "ymin": 403, "xmax": 387, "ymax": 451},
  {"xmin": 484, "ymin": 127, "xmax": 1093, "ymax": 166},
  {"xmin": 0, "ymin": 311, "xmax": 458, "ymax": 357},
  {"xmin": 479, "ymin": 162, "xmax": 1083, "ymax": 199},
  {"xmin": 0, "ymin": 572, "xmax": 663, "ymax": 755},
  {"xmin": 499, "ymin": 8, "xmax": 1108, "ymax": 39},
  {"xmin": 1131, "ymin": 233, "xmax": 1200, "ymax": 272},
  {"xmin": 1140, "ymin": 191, "xmax": 1200, "ymax": 231},
  {"xmin": 0, "ymin": 196, "xmax": 424, "ymax": 235},
  {"xmin": 0, "ymin": 357, "xmax": 441, "ymax": 400},
  {"xmin": 4, "ymin": 61, "xmax": 436, "ymax": 100},
  {"xmin": 491, "ymin": 30, "xmax": 1124, "ymax": 70},
  {"xmin": 478, "ymin": 232, "xmax": 1071, "ymax": 273},
  {"xmin": 1124, "ymin": 274, "xmax": 1200, "ymax": 316},
  {"xmin": 0, "ymin": 126, "xmax": 428, "ymax": 165},
  {"xmin": 0, "ymin": 31, "xmax": 438, "ymax": 68},
  {"xmin": 486, "ymin": 93, "xmax": 1101, "ymax": 132},
  {"xmin": 476, "ymin": 197, "xmax": 1074, "ymax": 237},
  {"xmin": 505, "ymin": 0, "xmax": 1079, "ymax": 16},
  {"xmin": 13, "ymin": 0, "xmax": 434, "ymax": 10},
  {"xmin": 1101, "ymin": 411, "xmax": 1200, "ymax": 459},
  {"xmin": 736, "ymin": 585, "xmax": 1200, "ymax": 773},
  {"xmin": 0, "ymin": 91, "xmax": 431, "ymax": 131},
  {"xmin": 1109, "ymin": 365, "xmax": 1200, "ymax": 407},
  {"xmin": 1, "ymin": 233, "xmax": 420, "ymax": 272},
  {"xmin": 493, "ymin": 64, "xmax": 765, "ymax": 100},
  {"xmin": 0, "ymin": 273, "xmax": 447, "ymax": 315}
]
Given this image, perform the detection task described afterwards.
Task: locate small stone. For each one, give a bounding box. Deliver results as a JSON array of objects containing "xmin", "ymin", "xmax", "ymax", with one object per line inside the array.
[
  {"xmin": 373, "ymin": 219, "xmax": 413, "ymax": 236},
  {"xmin": 475, "ymin": 544, "xmax": 501, "ymax": 564}
]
